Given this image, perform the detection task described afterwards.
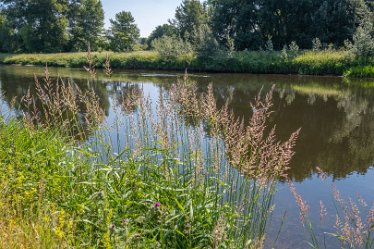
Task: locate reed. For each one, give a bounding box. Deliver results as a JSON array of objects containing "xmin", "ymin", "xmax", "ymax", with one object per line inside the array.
[{"xmin": 289, "ymin": 170, "xmax": 374, "ymax": 249}]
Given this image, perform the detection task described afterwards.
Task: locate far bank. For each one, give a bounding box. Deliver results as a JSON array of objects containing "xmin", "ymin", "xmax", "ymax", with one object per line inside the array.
[{"xmin": 0, "ymin": 50, "xmax": 373, "ymax": 78}]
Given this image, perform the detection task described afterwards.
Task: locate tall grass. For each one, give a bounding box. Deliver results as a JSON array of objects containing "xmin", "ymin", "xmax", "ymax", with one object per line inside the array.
[
  {"xmin": 0, "ymin": 68, "xmax": 299, "ymax": 248},
  {"xmin": 0, "ymin": 50, "xmax": 372, "ymax": 77},
  {"xmin": 289, "ymin": 171, "xmax": 374, "ymax": 249}
]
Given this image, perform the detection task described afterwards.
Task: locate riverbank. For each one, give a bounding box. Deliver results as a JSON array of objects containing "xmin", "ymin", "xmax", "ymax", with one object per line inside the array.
[
  {"xmin": 0, "ymin": 50, "xmax": 373, "ymax": 77},
  {"xmin": 0, "ymin": 117, "xmax": 271, "ymax": 248}
]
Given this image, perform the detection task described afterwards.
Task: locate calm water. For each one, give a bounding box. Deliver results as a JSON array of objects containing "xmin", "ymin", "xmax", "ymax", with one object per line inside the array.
[{"xmin": 1, "ymin": 65, "xmax": 373, "ymax": 248}]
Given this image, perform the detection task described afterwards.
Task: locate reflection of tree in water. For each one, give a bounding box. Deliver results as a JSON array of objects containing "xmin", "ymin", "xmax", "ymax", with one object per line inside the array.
[
  {"xmin": 331, "ymin": 93, "xmax": 368, "ymax": 144},
  {"xmin": 164, "ymin": 78, "xmax": 374, "ymax": 181},
  {"xmin": 106, "ymin": 82, "xmax": 143, "ymax": 114}
]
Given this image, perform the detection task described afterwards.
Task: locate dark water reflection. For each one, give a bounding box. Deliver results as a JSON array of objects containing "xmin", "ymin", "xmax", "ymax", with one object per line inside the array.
[{"xmin": 1, "ymin": 65, "xmax": 373, "ymax": 248}]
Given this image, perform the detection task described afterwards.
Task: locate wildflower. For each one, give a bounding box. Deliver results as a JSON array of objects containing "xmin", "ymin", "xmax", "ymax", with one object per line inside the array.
[{"xmin": 154, "ymin": 202, "xmax": 161, "ymax": 208}]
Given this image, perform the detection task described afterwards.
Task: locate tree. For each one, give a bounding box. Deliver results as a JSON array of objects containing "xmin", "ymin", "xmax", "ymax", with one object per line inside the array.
[
  {"xmin": 173, "ymin": 0, "xmax": 208, "ymax": 42},
  {"xmin": 109, "ymin": 11, "xmax": 140, "ymax": 51},
  {"xmin": 311, "ymin": 0, "xmax": 353, "ymax": 47},
  {"xmin": 351, "ymin": 9, "xmax": 374, "ymax": 59},
  {"xmin": 68, "ymin": 0, "xmax": 104, "ymax": 51},
  {"xmin": 208, "ymin": 0, "xmax": 373, "ymax": 50},
  {"xmin": 0, "ymin": 0, "xmax": 69, "ymax": 52},
  {"xmin": 147, "ymin": 24, "xmax": 177, "ymax": 48},
  {"xmin": 0, "ymin": 14, "xmax": 13, "ymax": 52},
  {"xmin": 209, "ymin": 0, "xmax": 241, "ymax": 49}
]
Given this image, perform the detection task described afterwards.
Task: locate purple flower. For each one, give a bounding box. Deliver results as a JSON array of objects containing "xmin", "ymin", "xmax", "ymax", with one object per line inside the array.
[{"xmin": 154, "ymin": 202, "xmax": 161, "ymax": 208}]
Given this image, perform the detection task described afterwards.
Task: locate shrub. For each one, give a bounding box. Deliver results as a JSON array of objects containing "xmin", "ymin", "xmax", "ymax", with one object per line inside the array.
[
  {"xmin": 351, "ymin": 21, "xmax": 374, "ymax": 60},
  {"xmin": 151, "ymin": 35, "xmax": 193, "ymax": 60}
]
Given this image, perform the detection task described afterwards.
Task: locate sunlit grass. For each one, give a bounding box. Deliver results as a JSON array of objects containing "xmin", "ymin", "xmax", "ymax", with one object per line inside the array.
[
  {"xmin": 292, "ymin": 51, "xmax": 352, "ymax": 75},
  {"xmin": 344, "ymin": 65, "xmax": 374, "ymax": 78}
]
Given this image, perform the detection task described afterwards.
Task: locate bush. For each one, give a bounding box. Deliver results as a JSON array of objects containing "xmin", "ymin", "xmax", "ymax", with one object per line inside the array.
[{"xmin": 151, "ymin": 35, "xmax": 193, "ymax": 60}]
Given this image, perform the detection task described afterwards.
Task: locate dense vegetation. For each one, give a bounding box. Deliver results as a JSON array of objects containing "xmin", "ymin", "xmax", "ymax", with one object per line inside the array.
[
  {"xmin": 0, "ymin": 70, "xmax": 301, "ymax": 248},
  {"xmin": 1, "ymin": 0, "xmax": 373, "ymax": 57},
  {"xmin": 1, "ymin": 0, "xmax": 372, "ymax": 77},
  {"xmin": 0, "ymin": 50, "xmax": 373, "ymax": 77}
]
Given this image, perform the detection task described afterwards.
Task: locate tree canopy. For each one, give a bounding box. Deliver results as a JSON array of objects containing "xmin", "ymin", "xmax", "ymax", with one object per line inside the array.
[
  {"xmin": 0, "ymin": 0, "xmax": 372, "ymax": 54},
  {"xmin": 68, "ymin": 0, "xmax": 105, "ymax": 51},
  {"xmin": 109, "ymin": 11, "xmax": 140, "ymax": 51}
]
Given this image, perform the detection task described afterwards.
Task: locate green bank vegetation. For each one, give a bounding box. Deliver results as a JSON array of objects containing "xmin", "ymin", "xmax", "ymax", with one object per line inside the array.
[
  {"xmin": 0, "ymin": 50, "xmax": 373, "ymax": 77},
  {"xmin": 1, "ymin": 0, "xmax": 373, "ymax": 77}
]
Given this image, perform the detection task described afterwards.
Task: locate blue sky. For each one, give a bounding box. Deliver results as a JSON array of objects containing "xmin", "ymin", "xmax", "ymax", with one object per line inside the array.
[{"xmin": 102, "ymin": 0, "xmax": 183, "ymax": 37}]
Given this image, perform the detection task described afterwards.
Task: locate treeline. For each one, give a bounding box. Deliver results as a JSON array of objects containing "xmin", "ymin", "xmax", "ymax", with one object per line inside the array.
[
  {"xmin": 0, "ymin": 0, "xmax": 139, "ymax": 52},
  {"xmin": 0, "ymin": 0, "xmax": 373, "ymax": 58},
  {"xmin": 149, "ymin": 0, "xmax": 373, "ymax": 59}
]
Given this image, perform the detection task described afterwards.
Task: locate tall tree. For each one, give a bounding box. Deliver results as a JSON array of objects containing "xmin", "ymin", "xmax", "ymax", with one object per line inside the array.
[
  {"xmin": 257, "ymin": 0, "xmax": 316, "ymax": 49},
  {"xmin": 0, "ymin": 14, "xmax": 13, "ymax": 52},
  {"xmin": 0, "ymin": 0, "xmax": 69, "ymax": 52},
  {"xmin": 311, "ymin": 0, "xmax": 355, "ymax": 47},
  {"xmin": 209, "ymin": 0, "xmax": 372, "ymax": 50},
  {"xmin": 173, "ymin": 0, "xmax": 208, "ymax": 42},
  {"xmin": 68, "ymin": 0, "xmax": 104, "ymax": 51},
  {"xmin": 109, "ymin": 11, "xmax": 140, "ymax": 51},
  {"xmin": 209, "ymin": 0, "xmax": 242, "ymax": 49}
]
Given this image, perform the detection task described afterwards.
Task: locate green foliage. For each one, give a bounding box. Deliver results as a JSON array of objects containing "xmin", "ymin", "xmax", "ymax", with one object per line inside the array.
[
  {"xmin": 0, "ymin": 0, "xmax": 373, "ymax": 54},
  {"xmin": 173, "ymin": 0, "xmax": 208, "ymax": 42},
  {"xmin": 151, "ymin": 36, "xmax": 194, "ymax": 60},
  {"xmin": 0, "ymin": 50, "xmax": 372, "ymax": 77},
  {"xmin": 109, "ymin": 11, "xmax": 140, "ymax": 52},
  {"xmin": 209, "ymin": 0, "xmax": 373, "ymax": 50},
  {"xmin": 68, "ymin": 0, "xmax": 105, "ymax": 51},
  {"xmin": 351, "ymin": 18, "xmax": 374, "ymax": 59},
  {"xmin": 208, "ymin": 0, "xmax": 260, "ymax": 49},
  {"xmin": 0, "ymin": 0, "xmax": 69, "ymax": 52},
  {"xmin": 0, "ymin": 14, "xmax": 15, "ymax": 52},
  {"xmin": 192, "ymin": 24, "xmax": 221, "ymax": 60},
  {"xmin": 0, "ymin": 0, "xmax": 104, "ymax": 52},
  {"xmin": 292, "ymin": 51, "xmax": 352, "ymax": 75},
  {"xmin": 147, "ymin": 24, "xmax": 177, "ymax": 48},
  {"xmin": 344, "ymin": 65, "xmax": 374, "ymax": 78}
]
